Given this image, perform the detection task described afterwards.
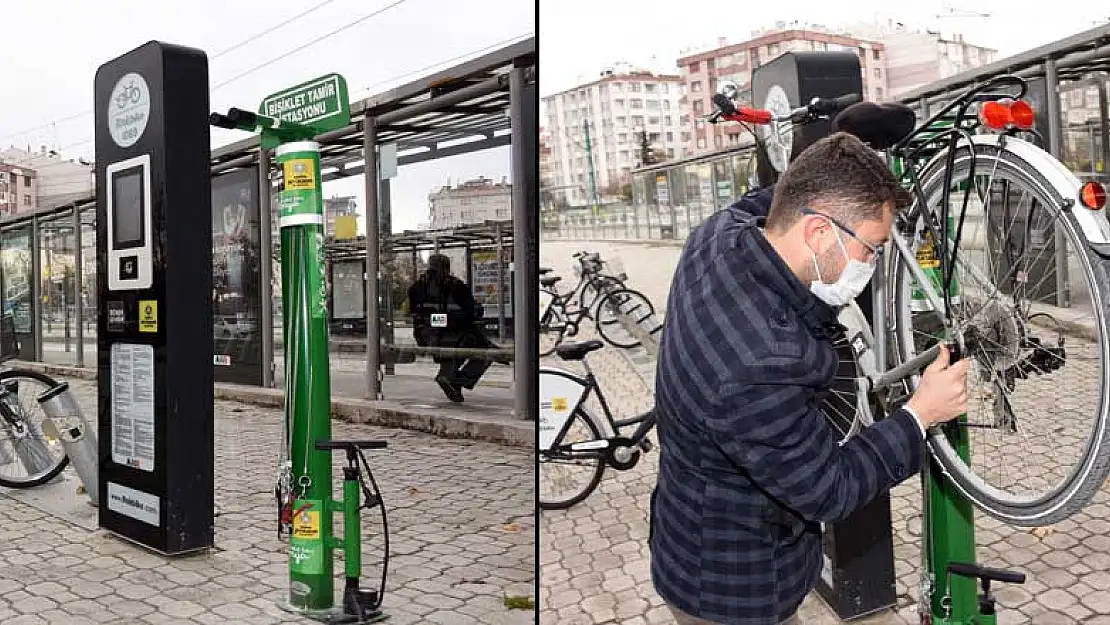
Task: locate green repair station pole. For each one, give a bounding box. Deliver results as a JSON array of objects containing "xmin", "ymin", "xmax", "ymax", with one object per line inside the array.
[
  {"xmin": 276, "ymin": 139, "xmax": 335, "ymax": 610},
  {"xmin": 893, "ymin": 149, "xmax": 1000, "ymax": 625},
  {"xmin": 211, "ymin": 73, "xmax": 390, "ymax": 624}
]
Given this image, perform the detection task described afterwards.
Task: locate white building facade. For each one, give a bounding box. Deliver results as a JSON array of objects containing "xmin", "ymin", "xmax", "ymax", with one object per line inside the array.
[
  {"xmin": 428, "ymin": 177, "xmax": 512, "ymax": 229},
  {"xmin": 542, "ymin": 67, "xmax": 685, "ymax": 206},
  {"xmin": 0, "ymin": 146, "xmax": 93, "ymax": 211}
]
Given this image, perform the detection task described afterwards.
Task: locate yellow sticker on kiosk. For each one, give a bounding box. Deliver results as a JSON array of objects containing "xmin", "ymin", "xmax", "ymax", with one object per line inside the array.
[
  {"xmin": 138, "ymin": 300, "xmax": 158, "ymax": 333},
  {"xmin": 283, "ymin": 159, "xmax": 316, "ymax": 191},
  {"xmin": 552, "ymin": 397, "xmax": 568, "ymax": 412}
]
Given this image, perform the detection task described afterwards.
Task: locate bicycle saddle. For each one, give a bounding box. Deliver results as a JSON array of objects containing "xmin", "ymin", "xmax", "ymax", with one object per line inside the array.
[
  {"xmin": 831, "ymin": 102, "xmax": 916, "ymax": 150},
  {"xmin": 556, "ymin": 339, "xmax": 605, "ymax": 361},
  {"xmin": 540, "ymin": 276, "xmax": 562, "ymax": 288},
  {"xmin": 539, "ymin": 267, "xmax": 553, "ymax": 275}
]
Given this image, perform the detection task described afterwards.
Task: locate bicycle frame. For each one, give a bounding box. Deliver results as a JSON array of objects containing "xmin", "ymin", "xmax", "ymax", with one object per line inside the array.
[
  {"xmin": 540, "ymin": 357, "xmax": 655, "ymax": 457},
  {"xmin": 543, "ymin": 264, "xmax": 626, "ymax": 330}
]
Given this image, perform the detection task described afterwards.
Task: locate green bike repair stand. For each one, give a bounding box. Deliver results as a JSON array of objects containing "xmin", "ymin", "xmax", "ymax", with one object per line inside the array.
[
  {"xmin": 211, "ymin": 73, "xmax": 389, "ymax": 624},
  {"xmin": 923, "ymin": 426, "xmax": 984, "ymax": 625},
  {"xmin": 892, "ymin": 154, "xmax": 1001, "ymax": 625}
]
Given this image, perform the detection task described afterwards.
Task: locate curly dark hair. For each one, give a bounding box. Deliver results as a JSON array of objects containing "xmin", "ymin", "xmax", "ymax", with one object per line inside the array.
[{"xmin": 765, "ymin": 132, "xmax": 912, "ymax": 233}]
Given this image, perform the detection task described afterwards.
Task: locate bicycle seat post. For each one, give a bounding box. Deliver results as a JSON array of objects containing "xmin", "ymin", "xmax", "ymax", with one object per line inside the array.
[{"xmin": 581, "ymin": 353, "xmax": 596, "ymax": 379}]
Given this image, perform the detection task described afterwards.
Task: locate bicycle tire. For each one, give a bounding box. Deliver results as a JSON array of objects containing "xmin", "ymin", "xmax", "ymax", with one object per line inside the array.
[
  {"xmin": 0, "ymin": 369, "xmax": 70, "ymax": 489},
  {"xmin": 596, "ymin": 288, "xmax": 655, "ymax": 349},
  {"xmin": 891, "ymin": 136, "xmax": 1110, "ymax": 527},
  {"xmin": 539, "ymin": 408, "xmax": 606, "ymax": 510},
  {"xmin": 540, "ymin": 304, "xmax": 567, "ymax": 358}
]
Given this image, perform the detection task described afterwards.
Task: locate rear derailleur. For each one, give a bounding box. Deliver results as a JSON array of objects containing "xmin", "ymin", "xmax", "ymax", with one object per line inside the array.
[{"xmin": 964, "ymin": 326, "xmax": 1065, "ymax": 434}]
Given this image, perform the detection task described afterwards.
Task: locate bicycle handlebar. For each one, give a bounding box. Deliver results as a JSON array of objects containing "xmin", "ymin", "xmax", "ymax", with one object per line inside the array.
[
  {"xmin": 710, "ymin": 93, "xmax": 862, "ymax": 127},
  {"xmin": 810, "ymin": 93, "xmax": 862, "ymax": 116}
]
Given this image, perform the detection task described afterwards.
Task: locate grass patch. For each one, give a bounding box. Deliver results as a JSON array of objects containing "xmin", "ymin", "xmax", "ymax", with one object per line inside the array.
[{"xmin": 503, "ymin": 595, "xmax": 535, "ymax": 610}]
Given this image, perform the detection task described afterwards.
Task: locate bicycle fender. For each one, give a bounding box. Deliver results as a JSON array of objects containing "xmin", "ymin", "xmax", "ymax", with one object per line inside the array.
[{"xmin": 978, "ymin": 136, "xmax": 1110, "ymax": 245}]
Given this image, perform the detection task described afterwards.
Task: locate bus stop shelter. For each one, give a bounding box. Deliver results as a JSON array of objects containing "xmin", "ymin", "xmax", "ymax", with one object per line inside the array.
[
  {"xmin": 210, "ymin": 37, "xmax": 537, "ymax": 419},
  {"xmin": 325, "ymin": 219, "xmax": 516, "ymax": 349},
  {"xmin": 3, "ymin": 38, "xmax": 537, "ymax": 421}
]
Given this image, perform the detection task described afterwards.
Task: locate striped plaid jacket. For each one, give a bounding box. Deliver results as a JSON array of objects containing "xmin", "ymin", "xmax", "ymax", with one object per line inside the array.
[{"xmin": 649, "ymin": 205, "xmax": 924, "ymax": 625}]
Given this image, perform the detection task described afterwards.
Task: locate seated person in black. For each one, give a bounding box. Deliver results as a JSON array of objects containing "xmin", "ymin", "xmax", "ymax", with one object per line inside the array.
[{"xmin": 407, "ymin": 254, "xmax": 493, "ymax": 403}]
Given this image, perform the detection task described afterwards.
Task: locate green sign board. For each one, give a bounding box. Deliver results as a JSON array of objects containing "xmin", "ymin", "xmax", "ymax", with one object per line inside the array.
[{"xmin": 259, "ymin": 73, "xmax": 350, "ymax": 134}]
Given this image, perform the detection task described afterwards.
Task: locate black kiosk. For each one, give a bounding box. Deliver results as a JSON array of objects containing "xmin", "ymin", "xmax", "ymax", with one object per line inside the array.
[
  {"xmin": 752, "ymin": 51, "xmax": 899, "ymax": 619},
  {"xmin": 94, "ymin": 41, "xmax": 214, "ymax": 555}
]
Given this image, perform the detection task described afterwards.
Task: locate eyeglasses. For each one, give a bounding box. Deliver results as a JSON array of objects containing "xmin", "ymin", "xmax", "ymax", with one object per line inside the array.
[{"xmin": 800, "ymin": 207, "xmax": 884, "ymax": 259}]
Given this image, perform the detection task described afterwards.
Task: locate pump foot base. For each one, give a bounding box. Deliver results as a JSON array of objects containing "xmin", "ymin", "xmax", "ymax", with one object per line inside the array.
[
  {"xmin": 276, "ymin": 599, "xmax": 388, "ymax": 624},
  {"xmin": 328, "ymin": 613, "xmax": 389, "ymax": 625},
  {"xmin": 331, "ymin": 588, "xmax": 387, "ymax": 624}
]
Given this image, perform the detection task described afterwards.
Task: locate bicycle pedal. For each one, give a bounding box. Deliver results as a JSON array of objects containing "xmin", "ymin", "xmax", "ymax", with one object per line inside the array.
[{"xmin": 639, "ymin": 439, "xmax": 654, "ymax": 453}]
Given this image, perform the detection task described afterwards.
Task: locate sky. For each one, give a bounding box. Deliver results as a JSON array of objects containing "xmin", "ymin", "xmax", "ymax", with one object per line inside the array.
[
  {"xmin": 0, "ymin": 0, "xmax": 535, "ymax": 234},
  {"xmin": 539, "ymin": 0, "xmax": 1110, "ymax": 98}
]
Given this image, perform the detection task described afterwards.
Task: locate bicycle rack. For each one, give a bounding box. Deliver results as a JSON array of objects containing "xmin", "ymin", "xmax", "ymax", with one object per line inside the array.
[{"xmin": 36, "ymin": 381, "xmax": 99, "ymax": 504}]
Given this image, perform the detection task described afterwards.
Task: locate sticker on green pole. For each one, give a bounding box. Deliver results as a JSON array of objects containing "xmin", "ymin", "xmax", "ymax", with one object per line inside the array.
[
  {"xmin": 288, "ymin": 499, "xmax": 325, "ymax": 575},
  {"xmin": 259, "ymin": 73, "xmax": 351, "ymax": 134}
]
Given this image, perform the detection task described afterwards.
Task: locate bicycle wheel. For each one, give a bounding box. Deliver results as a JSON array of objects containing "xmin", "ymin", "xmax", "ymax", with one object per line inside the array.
[
  {"xmin": 0, "ymin": 369, "xmax": 70, "ymax": 489},
  {"xmin": 890, "ymin": 135, "xmax": 1110, "ymax": 526},
  {"xmin": 595, "ymin": 288, "xmax": 656, "ymax": 349},
  {"xmin": 539, "ymin": 408, "xmax": 606, "ymax": 510},
  {"xmin": 540, "ymin": 304, "xmax": 567, "ymax": 358},
  {"xmin": 582, "ymin": 276, "xmax": 625, "ymax": 315},
  {"xmin": 820, "ymin": 303, "xmax": 876, "ymax": 445}
]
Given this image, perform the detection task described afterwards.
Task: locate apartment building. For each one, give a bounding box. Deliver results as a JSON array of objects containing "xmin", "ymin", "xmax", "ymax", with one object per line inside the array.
[
  {"xmin": 0, "ymin": 161, "xmax": 37, "ymax": 216},
  {"xmin": 428, "ymin": 177, "xmax": 512, "ymax": 229},
  {"xmin": 841, "ymin": 21, "xmax": 997, "ymax": 98},
  {"xmin": 540, "ymin": 127, "xmax": 555, "ymax": 190},
  {"xmin": 0, "ymin": 146, "xmax": 91, "ymax": 210},
  {"xmin": 542, "ymin": 66, "xmax": 685, "ymax": 206},
  {"xmin": 323, "ymin": 195, "xmax": 359, "ymax": 239},
  {"xmin": 677, "ymin": 29, "xmax": 888, "ymax": 156}
]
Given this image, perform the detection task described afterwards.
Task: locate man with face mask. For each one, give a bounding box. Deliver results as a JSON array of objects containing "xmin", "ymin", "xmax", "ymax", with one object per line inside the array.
[{"xmin": 649, "ymin": 132, "xmax": 971, "ymax": 625}]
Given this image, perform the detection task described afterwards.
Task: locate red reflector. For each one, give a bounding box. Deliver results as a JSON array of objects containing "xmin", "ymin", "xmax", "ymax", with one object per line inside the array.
[
  {"xmin": 979, "ymin": 101, "xmax": 1010, "ymax": 130},
  {"xmin": 1009, "ymin": 100, "xmax": 1035, "ymax": 130},
  {"xmin": 1081, "ymin": 181, "xmax": 1107, "ymax": 210}
]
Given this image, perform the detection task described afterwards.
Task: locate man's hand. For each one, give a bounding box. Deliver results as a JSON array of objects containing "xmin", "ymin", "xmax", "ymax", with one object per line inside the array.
[{"xmin": 906, "ymin": 344, "xmax": 971, "ymax": 429}]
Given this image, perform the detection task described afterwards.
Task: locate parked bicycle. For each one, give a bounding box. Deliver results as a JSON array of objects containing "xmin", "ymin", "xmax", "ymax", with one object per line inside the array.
[
  {"xmin": 539, "ymin": 252, "xmax": 657, "ymax": 355},
  {"xmin": 539, "ymin": 339, "xmax": 656, "ymax": 509},
  {"xmin": 0, "ymin": 367, "xmax": 71, "ymax": 489}
]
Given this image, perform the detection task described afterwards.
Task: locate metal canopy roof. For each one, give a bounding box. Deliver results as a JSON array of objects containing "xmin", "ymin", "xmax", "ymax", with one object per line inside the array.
[
  {"xmin": 1, "ymin": 37, "xmax": 535, "ymax": 229},
  {"xmin": 897, "ymin": 24, "xmax": 1110, "ymax": 104},
  {"xmin": 327, "ymin": 220, "xmax": 512, "ymax": 260},
  {"xmin": 211, "ymin": 37, "xmax": 535, "ymax": 182}
]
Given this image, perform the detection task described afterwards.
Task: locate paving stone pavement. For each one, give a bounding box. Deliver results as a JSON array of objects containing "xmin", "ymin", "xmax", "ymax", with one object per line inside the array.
[
  {"xmin": 539, "ymin": 240, "xmax": 1110, "ymax": 625},
  {"xmin": 0, "ymin": 380, "xmax": 534, "ymax": 625}
]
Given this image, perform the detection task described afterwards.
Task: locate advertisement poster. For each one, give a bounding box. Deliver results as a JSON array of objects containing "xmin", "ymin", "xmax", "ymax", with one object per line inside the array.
[
  {"xmin": 0, "ymin": 227, "xmax": 34, "ymax": 360},
  {"xmin": 470, "ymin": 249, "xmax": 513, "ymax": 335},
  {"xmin": 655, "ymin": 174, "xmax": 670, "ymax": 210},
  {"xmin": 329, "ymin": 259, "xmax": 365, "ymax": 336},
  {"xmin": 211, "ymin": 166, "xmax": 263, "ymax": 386}
]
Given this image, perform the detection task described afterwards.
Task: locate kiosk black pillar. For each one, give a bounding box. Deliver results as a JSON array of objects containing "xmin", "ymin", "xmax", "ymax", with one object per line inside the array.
[
  {"xmin": 753, "ymin": 51, "xmax": 898, "ymax": 619},
  {"xmin": 94, "ymin": 41, "xmax": 214, "ymax": 555}
]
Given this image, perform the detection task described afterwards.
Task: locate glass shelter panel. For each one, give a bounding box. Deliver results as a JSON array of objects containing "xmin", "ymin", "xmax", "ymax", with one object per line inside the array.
[
  {"xmin": 0, "ymin": 226, "xmax": 34, "ymax": 361},
  {"xmin": 38, "ymin": 217, "xmax": 77, "ymax": 366}
]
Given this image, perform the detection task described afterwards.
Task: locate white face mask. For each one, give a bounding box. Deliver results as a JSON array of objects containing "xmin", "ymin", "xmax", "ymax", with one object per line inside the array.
[{"xmin": 809, "ymin": 228, "xmax": 875, "ymax": 307}]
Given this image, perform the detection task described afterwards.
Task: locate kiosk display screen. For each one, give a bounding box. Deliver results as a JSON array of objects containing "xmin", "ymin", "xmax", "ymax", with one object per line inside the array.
[{"xmin": 112, "ymin": 167, "xmax": 144, "ymax": 248}]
